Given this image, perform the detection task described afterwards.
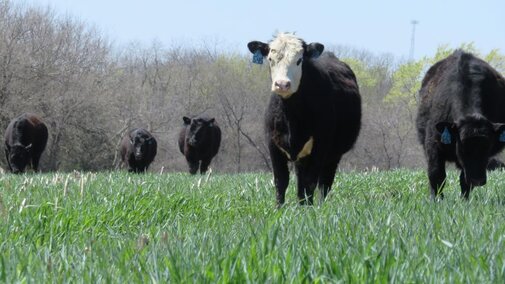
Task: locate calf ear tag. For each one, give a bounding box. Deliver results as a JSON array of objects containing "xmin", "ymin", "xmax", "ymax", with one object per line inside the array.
[
  {"xmin": 441, "ymin": 127, "xmax": 452, "ymax": 144},
  {"xmin": 252, "ymin": 50, "xmax": 263, "ymax": 64},
  {"xmin": 499, "ymin": 131, "xmax": 505, "ymax": 142}
]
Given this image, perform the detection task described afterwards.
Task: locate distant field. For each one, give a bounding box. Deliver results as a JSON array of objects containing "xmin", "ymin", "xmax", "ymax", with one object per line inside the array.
[{"xmin": 1, "ymin": 170, "xmax": 505, "ymax": 282}]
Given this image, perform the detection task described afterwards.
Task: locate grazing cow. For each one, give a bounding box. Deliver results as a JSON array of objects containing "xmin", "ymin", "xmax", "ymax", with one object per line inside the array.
[
  {"xmin": 120, "ymin": 128, "xmax": 157, "ymax": 173},
  {"xmin": 416, "ymin": 50, "xmax": 505, "ymax": 199},
  {"xmin": 4, "ymin": 113, "xmax": 48, "ymax": 173},
  {"xmin": 178, "ymin": 115, "xmax": 221, "ymax": 174},
  {"xmin": 247, "ymin": 33, "xmax": 361, "ymax": 206}
]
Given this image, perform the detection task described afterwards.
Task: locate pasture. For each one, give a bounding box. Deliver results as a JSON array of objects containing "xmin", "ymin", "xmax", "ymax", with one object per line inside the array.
[{"xmin": 1, "ymin": 170, "xmax": 505, "ymax": 282}]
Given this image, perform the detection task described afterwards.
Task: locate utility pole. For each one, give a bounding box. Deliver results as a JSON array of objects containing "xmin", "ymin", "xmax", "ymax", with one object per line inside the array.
[{"xmin": 409, "ymin": 20, "xmax": 419, "ymax": 61}]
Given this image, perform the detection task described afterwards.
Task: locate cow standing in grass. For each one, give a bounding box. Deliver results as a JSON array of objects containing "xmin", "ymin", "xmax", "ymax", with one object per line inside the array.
[
  {"xmin": 178, "ymin": 115, "xmax": 221, "ymax": 174},
  {"xmin": 247, "ymin": 33, "xmax": 361, "ymax": 206},
  {"xmin": 4, "ymin": 113, "xmax": 48, "ymax": 173},
  {"xmin": 120, "ymin": 128, "xmax": 157, "ymax": 173},
  {"xmin": 416, "ymin": 50, "xmax": 505, "ymax": 200}
]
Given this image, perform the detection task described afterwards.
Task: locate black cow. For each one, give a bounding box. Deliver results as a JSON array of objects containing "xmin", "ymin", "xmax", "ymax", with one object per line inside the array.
[
  {"xmin": 4, "ymin": 113, "xmax": 48, "ymax": 173},
  {"xmin": 178, "ymin": 115, "xmax": 221, "ymax": 174},
  {"xmin": 120, "ymin": 128, "xmax": 157, "ymax": 173},
  {"xmin": 247, "ymin": 33, "xmax": 361, "ymax": 206},
  {"xmin": 416, "ymin": 50, "xmax": 505, "ymax": 199}
]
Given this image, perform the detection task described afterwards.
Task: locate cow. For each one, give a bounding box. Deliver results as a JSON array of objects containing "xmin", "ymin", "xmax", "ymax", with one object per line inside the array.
[
  {"xmin": 4, "ymin": 113, "xmax": 48, "ymax": 174},
  {"xmin": 178, "ymin": 115, "xmax": 221, "ymax": 174},
  {"xmin": 416, "ymin": 50, "xmax": 505, "ymax": 200},
  {"xmin": 247, "ymin": 32, "xmax": 362, "ymax": 206},
  {"xmin": 120, "ymin": 128, "xmax": 157, "ymax": 173}
]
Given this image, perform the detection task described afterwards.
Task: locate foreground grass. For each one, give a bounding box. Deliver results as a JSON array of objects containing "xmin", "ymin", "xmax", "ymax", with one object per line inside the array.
[{"xmin": 1, "ymin": 170, "xmax": 505, "ymax": 283}]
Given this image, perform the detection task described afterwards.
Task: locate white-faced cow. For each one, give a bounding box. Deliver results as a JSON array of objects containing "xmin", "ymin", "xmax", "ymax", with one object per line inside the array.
[
  {"xmin": 120, "ymin": 128, "xmax": 157, "ymax": 173},
  {"xmin": 416, "ymin": 50, "xmax": 505, "ymax": 200},
  {"xmin": 4, "ymin": 113, "xmax": 48, "ymax": 174},
  {"xmin": 248, "ymin": 33, "xmax": 362, "ymax": 206},
  {"xmin": 178, "ymin": 115, "xmax": 221, "ymax": 174}
]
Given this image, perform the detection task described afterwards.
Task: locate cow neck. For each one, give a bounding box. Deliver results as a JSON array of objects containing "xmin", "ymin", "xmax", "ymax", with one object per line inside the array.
[{"xmin": 280, "ymin": 91, "xmax": 305, "ymax": 122}]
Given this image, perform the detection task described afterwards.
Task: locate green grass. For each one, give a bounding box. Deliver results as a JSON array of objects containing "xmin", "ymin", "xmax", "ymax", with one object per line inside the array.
[{"xmin": 1, "ymin": 169, "xmax": 505, "ymax": 283}]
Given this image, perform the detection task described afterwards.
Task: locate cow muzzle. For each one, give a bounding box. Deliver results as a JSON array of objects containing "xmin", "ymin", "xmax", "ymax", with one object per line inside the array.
[
  {"xmin": 188, "ymin": 138, "xmax": 197, "ymax": 146},
  {"xmin": 134, "ymin": 151, "xmax": 143, "ymax": 160},
  {"xmin": 274, "ymin": 80, "xmax": 291, "ymax": 92}
]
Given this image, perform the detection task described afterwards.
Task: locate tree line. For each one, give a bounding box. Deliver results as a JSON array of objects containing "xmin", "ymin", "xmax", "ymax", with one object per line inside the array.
[{"xmin": 1, "ymin": 1, "xmax": 504, "ymax": 173}]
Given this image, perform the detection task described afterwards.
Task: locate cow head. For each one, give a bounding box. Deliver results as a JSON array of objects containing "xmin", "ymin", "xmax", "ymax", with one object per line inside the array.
[
  {"xmin": 183, "ymin": 116, "xmax": 215, "ymax": 147},
  {"xmin": 7, "ymin": 143, "xmax": 32, "ymax": 174},
  {"xmin": 247, "ymin": 33, "xmax": 324, "ymax": 99},
  {"xmin": 436, "ymin": 114, "xmax": 505, "ymax": 186},
  {"xmin": 130, "ymin": 133, "xmax": 154, "ymax": 161}
]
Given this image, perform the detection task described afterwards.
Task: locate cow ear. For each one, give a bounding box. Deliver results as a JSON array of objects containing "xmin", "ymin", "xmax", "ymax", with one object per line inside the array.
[
  {"xmin": 436, "ymin": 122, "xmax": 455, "ymax": 145},
  {"xmin": 305, "ymin": 42, "xmax": 324, "ymax": 59},
  {"xmin": 183, "ymin": 116, "xmax": 191, "ymax": 125},
  {"xmin": 493, "ymin": 123, "xmax": 505, "ymax": 142},
  {"xmin": 247, "ymin": 41, "xmax": 269, "ymax": 64},
  {"xmin": 208, "ymin": 118, "xmax": 215, "ymax": 127}
]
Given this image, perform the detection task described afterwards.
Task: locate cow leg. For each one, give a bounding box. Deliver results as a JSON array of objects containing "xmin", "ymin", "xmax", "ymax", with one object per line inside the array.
[
  {"xmin": 459, "ymin": 171, "xmax": 472, "ymax": 200},
  {"xmin": 269, "ymin": 143, "xmax": 289, "ymax": 207},
  {"xmin": 427, "ymin": 149, "xmax": 446, "ymax": 200},
  {"xmin": 31, "ymin": 151, "xmax": 43, "ymax": 172},
  {"xmin": 5, "ymin": 149, "xmax": 12, "ymax": 172},
  {"xmin": 318, "ymin": 158, "xmax": 340, "ymax": 201},
  {"xmin": 295, "ymin": 161, "xmax": 317, "ymax": 205},
  {"xmin": 200, "ymin": 158, "xmax": 212, "ymax": 174}
]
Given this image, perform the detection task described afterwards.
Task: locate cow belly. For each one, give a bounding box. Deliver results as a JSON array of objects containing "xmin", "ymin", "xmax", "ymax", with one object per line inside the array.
[{"xmin": 276, "ymin": 137, "xmax": 314, "ymax": 162}]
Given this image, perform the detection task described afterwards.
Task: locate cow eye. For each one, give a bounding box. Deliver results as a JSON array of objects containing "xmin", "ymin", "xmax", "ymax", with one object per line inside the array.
[{"xmin": 296, "ymin": 58, "xmax": 303, "ymax": 66}]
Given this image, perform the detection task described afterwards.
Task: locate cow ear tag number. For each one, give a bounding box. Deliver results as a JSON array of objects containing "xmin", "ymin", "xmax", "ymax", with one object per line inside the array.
[
  {"xmin": 499, "ymin": 131, "xmax": 505, "ymax": 142},
  {"xmin": 441, "ymin": 127, "xmax": 452, "ymax": 144},
  {"xmin": 252, "ymin": 50, "xmax": 263, "ymax": 64}
]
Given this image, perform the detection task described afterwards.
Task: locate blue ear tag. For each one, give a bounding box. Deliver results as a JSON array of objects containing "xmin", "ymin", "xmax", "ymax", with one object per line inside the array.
[
  {"xmin": 441, "ymin": 127, "xmax": 452, "ymax": 144},
  {"xmin": 252, "ymin": 50, "xmax": 263, "ymax": 64},
  {"xmin": 499, "ymin": 131, "xmax": 505, "ymax": 142}
]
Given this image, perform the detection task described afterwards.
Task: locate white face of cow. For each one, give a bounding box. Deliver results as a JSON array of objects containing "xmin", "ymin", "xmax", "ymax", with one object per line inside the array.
[
  {"xmin": 267, "ymin": 35, "xmax": 305, "ymax": 98},
  {"xmin": 248, "ymin": 33, "xmax": 324, "ymax": 99}
]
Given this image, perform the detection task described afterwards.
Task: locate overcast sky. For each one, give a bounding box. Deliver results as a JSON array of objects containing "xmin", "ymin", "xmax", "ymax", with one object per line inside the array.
[{"xmin": 25, "ymin": 0, "xmax": 505, "ymax": 60}]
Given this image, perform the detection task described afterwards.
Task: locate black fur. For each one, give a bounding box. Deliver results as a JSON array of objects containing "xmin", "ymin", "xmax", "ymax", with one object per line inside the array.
[
  {"xmin": 178, "ymin": 115, "xmax": 221, "ymax": 174},
  {"xmin": 487, "ymin": 157, "xmax": 505, "ymax": 171},
  {"xmin": 120, "ymin": 128, "xmax": 157, "ymax": 173},
  {"xmin": 249, "ymin": 38, "xmax": 362, "ymax": 206},
  {"xmin": 416, "ymin": 50, "xmax": 505, "ymax": 199},
  {"xmin": 4, "ymin": 113, "xmax": 48, "ymax": 173}
]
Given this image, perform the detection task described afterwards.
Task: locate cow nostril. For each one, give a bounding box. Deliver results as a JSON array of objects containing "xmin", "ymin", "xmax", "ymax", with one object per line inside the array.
[{"xmin": 275, "ymin": 81, "xmax": 291, "ymax": 91}]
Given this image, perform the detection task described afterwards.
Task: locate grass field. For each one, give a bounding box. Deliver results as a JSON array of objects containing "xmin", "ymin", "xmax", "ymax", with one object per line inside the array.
[{"xmin": 1, "ymin": 169, "xmax": 505, "ymax": 283}]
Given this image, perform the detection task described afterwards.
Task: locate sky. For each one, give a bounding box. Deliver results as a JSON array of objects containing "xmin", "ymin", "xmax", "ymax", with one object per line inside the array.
[{"xmin": 24, "ymin": 0, "xmax": 505, "ymax": 60}]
